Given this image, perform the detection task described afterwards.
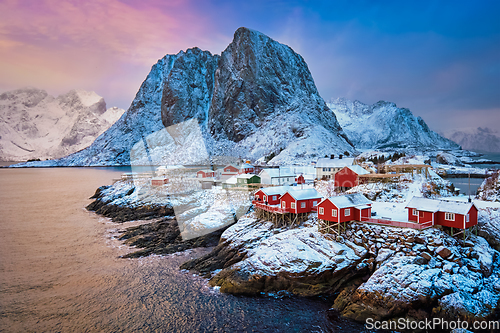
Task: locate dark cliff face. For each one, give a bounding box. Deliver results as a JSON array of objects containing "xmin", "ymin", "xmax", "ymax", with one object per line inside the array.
[
  {"xmin": 206, "ymin": 27, "xmax": 346, "ymax": 143},
  {"xmin": 161, "ymin": 48, "xmax": 219, "ymax": 128}
]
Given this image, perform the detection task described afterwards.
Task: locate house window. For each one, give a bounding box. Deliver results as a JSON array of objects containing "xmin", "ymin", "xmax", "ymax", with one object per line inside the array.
[
  {"xmin": 466, "ymin": 214, "xmax": 470, "ymax": 223},
  {"xmin": 301, "ymin": 202, "xmax": 306, "ymax": 208},
  {"xmin": 263, "ymin": 195, "xmax": 267, "ymax": 202},
  {"xmin": 345, "ymin": 208, "xmax": 351, "ymax": 216},
  {"xmin": 332, "ymin": 209, "xmax": 337, "ymax": 217},
  {"xmin": 412, "ymin": 208, "xmax": 417, "ymax": 216},
  {"xmin": 445, "ymin": 212, "xmax": 455, "ymax": 221},
  {"xmin": 282, "ymin": 201, "xmax": 286, "ymax": 208},
  {"xmin": 319, "ymin": 207, "xmax": 324, "ymax": 214},
  {"xmin": 272, "ymin": 195, "xmax": 277, "ymax": 201},
  {"xmin": 312, "ymin": 201, "xmax": 317, "ymax": 206},
  {"xmin": 291, "ymin": 202, "xmax": 296, "ymax": 209}
]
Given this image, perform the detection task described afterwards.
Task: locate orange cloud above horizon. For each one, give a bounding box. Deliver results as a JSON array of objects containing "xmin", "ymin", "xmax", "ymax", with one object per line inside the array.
[{"xmin": 0, "ymin": 0, "xmax": 230, "ymax": 107}]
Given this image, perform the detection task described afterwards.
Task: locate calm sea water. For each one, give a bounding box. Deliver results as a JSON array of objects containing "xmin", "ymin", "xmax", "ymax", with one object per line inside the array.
[{"xmin": 0, "ymin": 167, "xmax": 371, "ymax": 333}]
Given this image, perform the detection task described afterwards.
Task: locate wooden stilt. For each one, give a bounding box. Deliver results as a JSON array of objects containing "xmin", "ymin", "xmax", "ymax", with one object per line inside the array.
[{"xmin": 451, "ymin": 227, "xmax": 454, "ymax": 236}]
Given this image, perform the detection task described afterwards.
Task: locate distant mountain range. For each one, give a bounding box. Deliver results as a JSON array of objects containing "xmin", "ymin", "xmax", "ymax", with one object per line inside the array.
[
  {"xmin": 442, "ymin": 127, "xmax": 500, "ymax": 153},
  {"xmin": 327, "ymin": 98, "xmax": 460, "ymax": 151},
  {"xmin": 0, "ymin": 88, "xmax": 124, "ymax": 161},
  {"xmin": 14, "ymin": 28, "xmax": 462, "ymax": 167}
]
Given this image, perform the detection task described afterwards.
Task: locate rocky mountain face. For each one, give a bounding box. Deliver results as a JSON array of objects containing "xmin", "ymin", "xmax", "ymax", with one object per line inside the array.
[
  {"xmin": 202, "ymin": 28, "xmax": 352, "ymax": 165},
  {"xmin": 26, "ymin": 27, "xmax": 354, "ymax": 167},
  {"xmin": 328, "ymin": 98, "xmax": 460, "ymax": 151},
  {"xmin": 443, "ymin": 127, "xmax": 500, "ymax": 153},
  {"xmin": 0, "ymin": 88, "xmax": 124, "ymax": 161}
]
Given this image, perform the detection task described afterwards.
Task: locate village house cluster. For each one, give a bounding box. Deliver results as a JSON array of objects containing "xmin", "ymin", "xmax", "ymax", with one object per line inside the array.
[{"xmin": 150, "ymin": 155, "xmax": 478, "ymax": 238}]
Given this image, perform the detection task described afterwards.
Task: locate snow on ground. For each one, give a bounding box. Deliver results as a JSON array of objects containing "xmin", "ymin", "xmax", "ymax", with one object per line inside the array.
[
  {"xmin": 386, "ymin": 155, "xmax": 430, "ymax": 165},
  {"xmin": 344, "ymin": 170, "xmax": 453, "ymax": 203},
  {"xmin": 370, "ymin": 202, "xmax": 409, "ymax": 222}
]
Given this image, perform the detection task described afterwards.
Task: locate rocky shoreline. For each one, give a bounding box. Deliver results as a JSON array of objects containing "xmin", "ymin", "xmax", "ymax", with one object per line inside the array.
[
  {"xmin": 87, "ymin": 185, "xmax": 174, "ymax": 222},
  {"xmin": 87, "ymin": 182, "xmax": 500, "ymax": 329}
]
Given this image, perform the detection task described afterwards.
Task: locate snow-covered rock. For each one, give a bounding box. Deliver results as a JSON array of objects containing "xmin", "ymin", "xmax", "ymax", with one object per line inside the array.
[
  {"xmin": 208, "ymin": 214, "xmax": 369, "ymax": 296},
  {"xmin": 477, "ymin": 172, "xmax": 500, "ymax": 202},
  {"xmin": 436, "ymin": 151, "xmax": 464, "ymax": 166},
  {"xmin": 335, "ymin": 227, "xmax": 500, "ymax": 323},
  {"xmin": 0, "ymin": 88, "xmax": 124, "ymax": 161},
  {"xmin": 478, "ymin": 208, "xmax": 500, "ymax": 251},
  {"xmin": 328, "ymin": 98, "xmax": 460, "ymax": 151}
]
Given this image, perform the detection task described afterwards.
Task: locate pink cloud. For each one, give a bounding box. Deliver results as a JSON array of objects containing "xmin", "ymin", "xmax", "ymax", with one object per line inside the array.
[{"xmin": 0, "ymin": 0, "xmax": 230, "ymax": 107}]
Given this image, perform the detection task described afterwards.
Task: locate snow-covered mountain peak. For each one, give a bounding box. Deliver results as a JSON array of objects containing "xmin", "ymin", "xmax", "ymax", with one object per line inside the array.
[
  {"xmin": 443, "ymin": 127, "xmax": 500, "ymax": 153},
  {"xmin": 73, "ymin": 89, "xmax": 104, "ymax": 107},
  {"xmin": 328, "ymin": 97, "xmax": 460, "ymax": 151},
  {"xmin": 0, "ymin": 88, "xmax": 124, "ymax": 161},
  {"xmin": 0, "ymin": 87, "xmax": 48, "ymax": 108}
]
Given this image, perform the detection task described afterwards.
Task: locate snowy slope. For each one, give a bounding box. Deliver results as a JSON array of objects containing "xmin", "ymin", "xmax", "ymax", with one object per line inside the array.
[
  {"xmin": 328, "ymin": 98, "xmax": 460, "ymax": 151},
  {"xmin": 0, "ymin": 88, "xmax": 124, "ymax": 161},
  {"xmin": 20, "ymin": 27, "xmax": 354, "ymax": 167}
]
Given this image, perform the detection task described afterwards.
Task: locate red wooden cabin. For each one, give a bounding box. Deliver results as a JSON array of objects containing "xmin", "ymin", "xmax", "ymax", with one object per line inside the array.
[
  {"xmin": 238, "ymin": 163, "xmax": 255, "ymax": 174},
  {"xmin": 317, "ymin": 193, "xmax": 372, "ymax": 223},
  {"xmin": 334, "ymin": 165, "xmax": 369, "ymax": 190},
  {"xmin": 151, "ymin": 177, "xmax": 169, "ymax": 186},
  {"xmin": 295, "ymin": 174, "xmax": 305, "ymax": 184},
  {"xmin": 222, "ymin": 164, "xmax": 239, "ymax": 177},
  {"xmin": 406, "ymin": 197, "xmax": 478, "ymax": 229},
  {"xmin": 279, "ymin": 188, "xmax": 322, "ymax": 214},
  {"xmin": 254, "ymin": 186, "xmax": 290, "ymax": 205},
  {"xmin": 197, "ymin": 169, "xmax": 215, "ymax": 178}
]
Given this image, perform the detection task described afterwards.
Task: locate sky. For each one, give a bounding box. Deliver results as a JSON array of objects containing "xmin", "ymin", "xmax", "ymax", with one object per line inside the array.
[{"xmin": 0, "ymin": 0, "xmax": 499, "ymax": 133}]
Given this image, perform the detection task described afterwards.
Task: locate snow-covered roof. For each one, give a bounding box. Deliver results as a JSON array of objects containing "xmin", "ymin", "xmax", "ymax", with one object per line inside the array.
[
  {"xmin": 346, "ymin": 165, "xmax": 370, "ymax": 175},
  {"xmin": 223, "ymin": 164, "xmax": 239, "ymax": 169},
  {"xmin": 316, "ymin": 158, "xmax": 354, "ymax": 168},
  {"xmin": 324, "ymin": 193, "xmax": 371, "ymax": 209},
  {"xmin": 224, "ymin": 176, "xmax": 238, "ymax": 184},
  {"xmin": 237, "ymin": 174, "xmax": 260, "ymax": 179},
  {"xmin": 198, "ymin": 169, "xmax": 214, "ymax": 173},
  {"xmin": 405, "ymin": 197, "xmax": 475, "ymax": 215},
  {"xmin": 258, "ymin": 168, "xmax": 294, "ymax": 178},
  {"xmin": 259, "ymin": 185, "xmax": 290, "ymax": 196},
  {"xmin": 284, "ymin": 188, "xmax": 322, "ymax": 201},
  {"xmin": 240, "ymin": 163, "xmax": 254, "ymax": 169},
  {"xmin": 151, "ymin": 177, "xmax": 167, "ymax": 181}
]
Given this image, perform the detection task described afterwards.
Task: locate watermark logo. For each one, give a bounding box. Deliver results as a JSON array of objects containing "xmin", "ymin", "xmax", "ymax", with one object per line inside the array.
[{"xmin": 365, "ymin": 317, "xmax": 500, "ymax": 331}]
